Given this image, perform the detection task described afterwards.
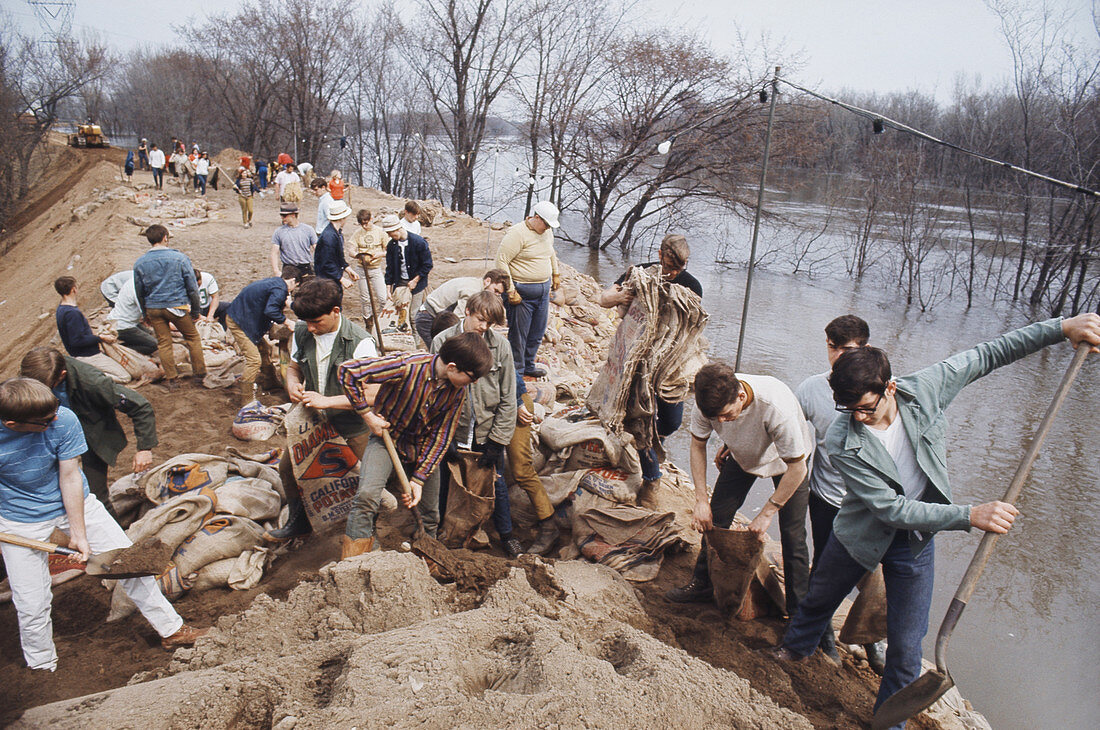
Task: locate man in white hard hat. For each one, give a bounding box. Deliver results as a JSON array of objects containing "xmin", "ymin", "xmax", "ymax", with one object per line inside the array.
[{"xmin": 494, "ymin": 201, "xmax": 560, "ymax": 379}]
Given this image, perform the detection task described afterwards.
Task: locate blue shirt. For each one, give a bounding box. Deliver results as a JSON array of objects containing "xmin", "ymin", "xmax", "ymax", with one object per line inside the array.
[
  {"xmin": 0, "ymin": 407, "xmax": 90, "ymax": 522},
  {"xmin": 226, "ymin": 277, "xmax": 289, "ymax": 344}
]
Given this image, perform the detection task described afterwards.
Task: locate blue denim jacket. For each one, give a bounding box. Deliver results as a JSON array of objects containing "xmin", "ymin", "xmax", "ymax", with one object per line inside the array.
[
  {"xmin": 825, "ymin": 318, "xmax": 1065, "ymax": 570},
  {"xmin": 133, "ymin": 247, "xmax": 200, "ymax": 312}
]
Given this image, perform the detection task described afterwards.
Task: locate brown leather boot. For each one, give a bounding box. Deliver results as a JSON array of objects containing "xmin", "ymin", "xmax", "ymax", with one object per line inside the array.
[{"xmin": 341, "ymin": 535, "xmax": 375, "ymax": 559}]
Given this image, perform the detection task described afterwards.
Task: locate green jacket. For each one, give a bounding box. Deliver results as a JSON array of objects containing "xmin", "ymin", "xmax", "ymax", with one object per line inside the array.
[
  {"xmin": 60, "ymin": 356, "xmax": 157, "ymax": 466},
  {"xmin": 825, "ymin": 318, "xmax": 1065, "ymax": 570},
  {"xmin": 293, "ymin": 316, "xmax": 370, "ymax": 439},
  {"xmin": 431, "ymin": 322, "xmax": 516, "ymax": 447}
]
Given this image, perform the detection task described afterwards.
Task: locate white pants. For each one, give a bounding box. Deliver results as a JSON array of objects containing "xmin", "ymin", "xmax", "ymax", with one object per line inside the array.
[
  {"xmin": 76, "ymin": 352, "xmax": 131, "ymax": 385},
  {"xmin": 0, "ymin": 495, "xmax": 183, "ymax": 670},
  {"xmin": 355, "ymin": 267, "xmax": 388, "ymax": 320}
]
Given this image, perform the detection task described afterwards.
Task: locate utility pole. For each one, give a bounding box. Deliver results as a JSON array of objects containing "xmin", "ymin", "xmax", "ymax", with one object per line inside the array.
[{"xmin": 734, "ymin": 66, "xmax": 780, "ymax": 373}]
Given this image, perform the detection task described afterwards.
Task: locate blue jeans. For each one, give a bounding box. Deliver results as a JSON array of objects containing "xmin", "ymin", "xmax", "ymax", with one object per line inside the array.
[
  {"xmin": 257, "ymin": 168, "xmax": 268, "ymax": 189},
  {"xmin": 782, "ymin": 531, "xmax": 935, "ymax": 729},
  {"xmin": 506, "ymin": 280, "xmax": 550, "ymax": 375},
  {"xmin": 638, "ymin": 398, "xmax": 685, "ymax": 481},
  {"xmin": 195, "ymin": 174, "xmax": 207, "ymax": 194},
  {"xmin": 152, "ymin": 167, "xmax": 163, "ymax": 187}
]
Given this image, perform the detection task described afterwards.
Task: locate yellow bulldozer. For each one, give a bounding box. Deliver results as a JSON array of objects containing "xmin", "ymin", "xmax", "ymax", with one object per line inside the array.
[{"xmin": 68, "ymin": 123, "xmax": 108, "ymax": 148}]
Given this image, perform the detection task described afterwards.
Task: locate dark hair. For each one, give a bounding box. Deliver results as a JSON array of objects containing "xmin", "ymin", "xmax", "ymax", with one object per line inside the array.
[
  {"xmin": 310, "ymin": 177, "xmax": 328, "ymax": 190},
  {"xmin": 54, "ymin": 276, "xmax": 76, "ymax": 296},
  {"xmin": 829, "ymin": 347, "xmax": 892, "ymax": 407},
  {"xmin": 0, "ymin": 377, "xmax": 60, "ymax": 422},
  {"xmin": 356, "ymin": 209, "xmax": 373, "ymax": 224},
  {"xmin": 291, "ymin": 277, "xmax": 342, "ymax": 319},
  {"xmin": 404, "ymin": 200, "xmax": 420, "ymax": 215},
  {"xmin": 20, "ymin": 347, "xmax": 66, "ymax": 387},
  {"xmin": 145, "ymin": 224, "xmax": 169, "ymax": 245},
  {"xmin": 465, "ymin": 290, "xmax": 505, "ymax": 326},
  {"xmin": 430, "ymin": 311, "xmax": 461, "ymax": 340},
  {"xmin": 694, "ymin": 362, "xmax": 743, "ymax": 418},
  {"xmin": 825, "ymin": 315, "xmax": 870, "ymax": 348},
  {"xmin": 483, "ymin": 268, "xmax": 509, "ymax": 287},
  {"xmin": 438, "ymin": 331, "xmax": 493, "ymax": 379}
]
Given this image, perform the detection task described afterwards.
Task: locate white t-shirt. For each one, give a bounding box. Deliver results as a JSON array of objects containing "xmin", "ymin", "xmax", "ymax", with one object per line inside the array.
[
  {"xmin": 106, "ymin": 279, "xmax": 143, "ymax": 329},
  {"xmin": 197, "ymin": 272, "xmax": 219, "ymax": 310},
  {"xmin": 401, "ymin": 217, "xmax": 421, "ymax": 236},
  {"xmin": 316, "ymin": 192, "xmax": 333, "ymax": 234},
  {"xmin": 148, "ymin": 149, "xmax": 165, "ymax": 168},
  {"xmin": 293, "ymin": 321, "xmax": 378, "ymax": 388},
  {"xmin": 866, "ymin": 416, "xmax": 929, "ymax": 501},
  {"xmin": 275, "ymin": 170, "xmax": 300, "ymax": 191},
  {"xmin": 688, "ymin": 373, "xmax": 813, "ymax": 478},
  {"xmin": 195, "ymin": 158, "xmax": 210, "ymax": 175}
]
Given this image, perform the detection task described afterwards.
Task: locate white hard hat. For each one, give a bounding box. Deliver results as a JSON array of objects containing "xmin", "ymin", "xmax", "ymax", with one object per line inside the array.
[{"xmin": 532, "ymin": 200, "xmax": 560, "ymax": 229}]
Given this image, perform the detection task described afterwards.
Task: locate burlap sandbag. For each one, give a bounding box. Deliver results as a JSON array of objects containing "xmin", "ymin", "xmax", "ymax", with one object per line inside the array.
[
  {"xmin": 158, "ymin": 515, "xmax": 266, "ymax": 599},
  {"xmin": 214, "ymin": 478, "xmax": 281, "ymax": 522},
  {"xmin": 706, "ymin": 527, "xmax": 765, "ymax": 616},
  {"xmin": 124, "ymin": 487, "xmax": 218, "ymax": 556},
  {"xmin": 189, "ymin": 548, "xmax": 268, "ymax": 592},
  {"xmin": 839, "ymin": 567, "xmax": 888, "ymax": 644},
  {"xmin": 439, "ymin": 451, "xmax": 495, "ymax": 549}
]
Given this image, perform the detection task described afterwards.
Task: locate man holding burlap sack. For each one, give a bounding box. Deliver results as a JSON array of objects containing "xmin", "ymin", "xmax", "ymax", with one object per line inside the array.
[{"xmin": 262, "ymin": 279, "xmax": 377, "ymax": 544}]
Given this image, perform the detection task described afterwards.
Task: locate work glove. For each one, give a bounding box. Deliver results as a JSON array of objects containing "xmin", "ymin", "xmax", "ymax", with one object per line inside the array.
[
  {"xmin": 552, "ymin": 274, "xmax": 561, "ymax": 291},
  {"xmin": 508, "ymin": 289, "xmax": 522, "ymax": 306},
  {"xmin": 477, "ymin": 440, "xmax": 505, "ymax": 470}
]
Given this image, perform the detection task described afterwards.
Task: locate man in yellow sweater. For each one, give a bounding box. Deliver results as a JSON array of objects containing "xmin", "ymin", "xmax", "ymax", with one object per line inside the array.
[{"xmin": 494, "ymin": 201, "xmax": 561, "ymax": 378}]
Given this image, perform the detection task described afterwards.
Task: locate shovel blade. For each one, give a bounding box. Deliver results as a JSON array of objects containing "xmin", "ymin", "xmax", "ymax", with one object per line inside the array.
[
  {"xmin": 85, "ymin": 548, "xmax": 161, "ymax": 579},
  {"xmin": 871, "ymin": 669, "xmax": 954, "ymax": 730}
]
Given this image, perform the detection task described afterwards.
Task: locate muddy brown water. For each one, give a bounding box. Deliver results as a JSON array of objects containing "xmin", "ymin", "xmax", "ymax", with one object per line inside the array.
[{"xmin": 558, "ymin": 244, "xmax": 1099, "ymax": 730}]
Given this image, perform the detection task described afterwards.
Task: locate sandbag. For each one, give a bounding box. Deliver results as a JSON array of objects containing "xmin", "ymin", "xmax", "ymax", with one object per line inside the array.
[
  {"xmin": 100, "ymin": 341, "xmax": 163, "ymax": 382},
  {"xmin": 134, "ymin": 454, "xmax": 232, "ymax": 504},
  {"xmin": 706, "ymin": 527, "xmax": 765, "ymax": 617},
  {"xmin": 284, "ymin": 404, "xmax": 360, "ymax": 528},
  {"xmin": 189, "ymin": 548, "xmax": 268, "ymax": 592},
  {"xmin": 439, "ymin": 451, "xmax": 496, "ymax": 549},
  {"xmin": 232, "ymin": 401, "xmax": 289, "ymax": 441},
  {"xmin": 158, "ymin": 515, "xmax": 266, "ymax": 599},
  {"xmin": 577, "ymin": 467, "xmax": 641, "ymax": 504},
  {"xmin": 839, "ymin": 567, "xmax": 888, "ymax": 644},
  {"xmin": 203, "ymin": 355, "xmax": 245, "ymax": 389},
  {"xmin": 571, "ymin": 489, "xmax": 683, "ymax": 582},
  {"xmin": 124, "ymin": 487, "xmax": 218, "ymax": 555},
  {"xmin": 213, "ymin": 477, "xmax": 281, "ymax": 522}
]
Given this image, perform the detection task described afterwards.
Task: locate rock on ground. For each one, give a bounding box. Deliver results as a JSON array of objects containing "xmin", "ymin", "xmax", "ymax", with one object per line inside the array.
[{"xmin": 15, "ymin": 553, "xmax": 812, "ymax": 729}]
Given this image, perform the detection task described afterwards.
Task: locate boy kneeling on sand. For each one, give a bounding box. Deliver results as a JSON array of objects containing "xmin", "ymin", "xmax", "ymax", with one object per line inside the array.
[
  {"xmin": 336, "ymin": 333, "xmax": 492, "ymax": 558},
  {"xmin": 0, "ymin": 378, "xmax": 205, "ymax": 671}
]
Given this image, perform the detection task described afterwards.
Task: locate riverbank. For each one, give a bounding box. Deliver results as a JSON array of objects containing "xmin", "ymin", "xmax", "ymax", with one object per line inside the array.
[{"xmin": 0, "ymin": 146, "xmax": 987, "ymax": 728}]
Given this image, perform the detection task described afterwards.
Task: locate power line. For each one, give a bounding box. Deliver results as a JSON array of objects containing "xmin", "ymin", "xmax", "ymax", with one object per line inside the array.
[{"xmin": 777, "ymin": 77, "xmax": 1100, "ymax": 200}]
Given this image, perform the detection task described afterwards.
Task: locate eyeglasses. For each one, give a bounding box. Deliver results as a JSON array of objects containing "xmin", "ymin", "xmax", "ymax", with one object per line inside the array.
[
  {"xmin": 835, "ymin": 393, "xmax": 883, "ymax": 415},
  {"xmin": 14, "ymin": 411, "xmax": 58, "ymax": 427}
]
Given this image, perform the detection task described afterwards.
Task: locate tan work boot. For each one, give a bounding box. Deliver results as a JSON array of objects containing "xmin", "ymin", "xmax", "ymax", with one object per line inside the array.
[
  {"xmin": 638, "ymin": 478, "xmax": 661, "ymax": 510},
  {"xmin": 162, "ymin": 623, "xmax": 209, "ymax": 650},
  {"xmin": 341, "ymin": 535, "xmax": 375, "ymax": 559}
]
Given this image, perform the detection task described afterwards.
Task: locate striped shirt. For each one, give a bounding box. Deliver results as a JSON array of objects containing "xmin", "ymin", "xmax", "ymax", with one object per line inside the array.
[{"xmin": 338, "ymin": 353, "xmax": 465, "ymax": 484}]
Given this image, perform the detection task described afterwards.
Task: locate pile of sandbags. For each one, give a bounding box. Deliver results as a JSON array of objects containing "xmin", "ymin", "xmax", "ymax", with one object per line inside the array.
[
  {"xmin": 506, "ymin": 406, "xmax": 685, "ymax": 582},
  {"xmin": 106, "ymin": 452, "xmax": 284, "ymax": 618}
]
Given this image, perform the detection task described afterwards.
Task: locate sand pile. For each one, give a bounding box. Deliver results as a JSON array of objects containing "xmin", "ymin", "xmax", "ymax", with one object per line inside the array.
[{"xmin": 14, "ymin": 553, "xmax": 812, "ymax": 729}]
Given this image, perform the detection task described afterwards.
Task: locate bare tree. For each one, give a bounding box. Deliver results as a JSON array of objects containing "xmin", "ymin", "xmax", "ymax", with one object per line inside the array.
[{"xmin": 407, "ymin": 0, "xmax": 529, "ymax": 213}]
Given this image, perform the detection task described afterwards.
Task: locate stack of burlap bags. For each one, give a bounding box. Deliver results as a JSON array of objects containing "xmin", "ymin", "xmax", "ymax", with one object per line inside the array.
[{"xmin": 106, "ymin": 451, "xmax": 284, "ymax": 619}]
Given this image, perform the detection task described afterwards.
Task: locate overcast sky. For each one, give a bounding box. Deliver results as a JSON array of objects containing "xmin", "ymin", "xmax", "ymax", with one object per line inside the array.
[{"xmin": 9, "ymin": 0, "xmax": 1099, "ymax": 103}]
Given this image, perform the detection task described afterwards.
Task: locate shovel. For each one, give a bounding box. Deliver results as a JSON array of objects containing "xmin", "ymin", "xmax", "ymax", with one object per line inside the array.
[
  {"xmin": 872, "ymin": 344, "xmax": 1090, "ymax": 729},
  {"xmin": 380, "ymin": 428, "xmax": 458, "ymax": 576},
  {"xmin": 0, "ymin": 532, "xmax": 160, "ymax": 579}
]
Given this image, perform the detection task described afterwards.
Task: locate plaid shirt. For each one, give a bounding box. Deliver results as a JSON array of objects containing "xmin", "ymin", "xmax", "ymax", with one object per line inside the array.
[{"xmin": 337, "ymin": 352, "xmax": 465, "ymax": 483}]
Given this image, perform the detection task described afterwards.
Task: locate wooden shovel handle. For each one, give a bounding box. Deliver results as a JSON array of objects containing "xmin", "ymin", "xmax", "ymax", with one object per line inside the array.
[
  {"xmin": 0, "ymin": 532, "xmax": 80, "ymax": 557},
  {"xmin": 380, "ymin": 429, "xmax": 426, "ymax": 537}
]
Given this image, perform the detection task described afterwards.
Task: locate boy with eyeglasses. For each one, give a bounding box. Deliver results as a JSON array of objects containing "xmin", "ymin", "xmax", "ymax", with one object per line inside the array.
[
  {"xmin": 0, "ymin": 378, "xmax": 205, "ymax": 672},
  {"xmin": 772, "ymin": 313, "xmax": 1100, "ymax": 728}
]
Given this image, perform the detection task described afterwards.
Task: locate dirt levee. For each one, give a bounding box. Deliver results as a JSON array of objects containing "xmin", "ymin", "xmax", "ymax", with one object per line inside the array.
[{"xmin": 14, "ymin": 553, "xmax": 812, "ymax": 729}]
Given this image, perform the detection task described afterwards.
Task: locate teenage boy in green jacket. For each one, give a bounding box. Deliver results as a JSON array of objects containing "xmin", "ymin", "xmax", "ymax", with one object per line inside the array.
[
  {"xmin": 21, "ymin": 348, "xmax": 158, "ymax": 510},
  {"xmin": 773, "ymin": 313, "xmax": 1100, "ymax": 728}
]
